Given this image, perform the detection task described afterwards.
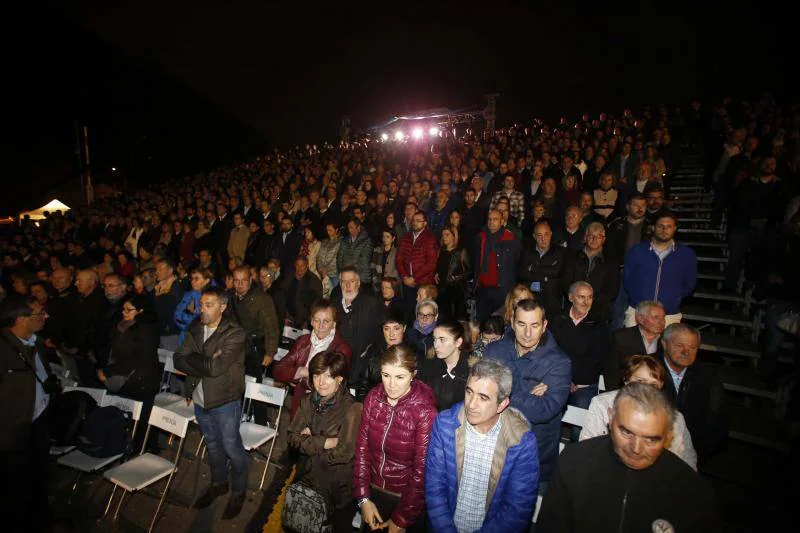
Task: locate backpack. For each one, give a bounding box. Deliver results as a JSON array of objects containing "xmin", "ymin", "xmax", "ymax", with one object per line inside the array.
[
  {"xmin": 282, "ymin": 480, "xmax": 331, "ymax": 533},
  {"xmin": 49, "ymin": 390, "xmax": 97, "ymax": 446},
  {"xmin": 77, "ymin": 406, "xmax": 131, "ymax": 458}
]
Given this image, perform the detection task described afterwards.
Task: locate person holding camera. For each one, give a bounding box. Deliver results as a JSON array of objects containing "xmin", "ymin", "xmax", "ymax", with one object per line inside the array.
[{"xmin": 0, "ymin": 295, "xmax": 60, "ymax": 531}]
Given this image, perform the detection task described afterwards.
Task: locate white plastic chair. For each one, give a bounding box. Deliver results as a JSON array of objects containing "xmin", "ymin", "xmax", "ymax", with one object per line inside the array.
[
  {"xmin": 240, "ymin": 382, "xmax": 286, "ymax": 490},
  {"xmin": 275, "ymin": 347, "xmax": 289, "ymax": 361},
  {"xmin": 533, "ymin": 494, "xmax": 543, "ymax": 523},
  {"xmin": 559, "ymin": 405, "xmax": 589, "ymax": 453},
  {"xmin": 598, "ymin": 374, "xmax": 606, "ymax": 392},
  {"xmin": 154, "ymin": 350, "xmax": 183, "ymax": 408},
  {"xmin": 63, "ymin": 385, "xmax": 107, "ymax": 405},
  {"xmin": 58, "ymin": 395, "xmax": 143, "ymax": 496},
  {"xmin": 281, "ymin": 325, "xmax": 307, "ymax": 341},
  {"xmin": 102, "ymin": 405, "xmax": 191, "ymax": 532}
]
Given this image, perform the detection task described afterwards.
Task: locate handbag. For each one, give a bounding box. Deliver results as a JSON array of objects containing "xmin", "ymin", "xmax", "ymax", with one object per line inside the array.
[{"xmin": 282, "ymin": 479, "xmax": 332, "ymax": 533}]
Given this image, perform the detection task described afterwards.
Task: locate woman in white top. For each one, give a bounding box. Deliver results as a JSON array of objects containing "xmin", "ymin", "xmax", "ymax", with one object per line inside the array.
[{"xmin": 580, "ymin": 354, "xmax": 698, "ymax": 470}]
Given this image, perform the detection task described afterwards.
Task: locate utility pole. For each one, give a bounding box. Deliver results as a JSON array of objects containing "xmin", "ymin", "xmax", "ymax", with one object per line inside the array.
[{"xmin": 484, "ymin": 93, "xmax": 500, "ymax": 140}]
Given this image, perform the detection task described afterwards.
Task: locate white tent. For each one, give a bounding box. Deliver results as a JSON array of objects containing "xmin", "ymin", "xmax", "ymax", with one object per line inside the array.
[{"xmin": 19, "ymin": 199, "xmax": 71, "ymax": 220}]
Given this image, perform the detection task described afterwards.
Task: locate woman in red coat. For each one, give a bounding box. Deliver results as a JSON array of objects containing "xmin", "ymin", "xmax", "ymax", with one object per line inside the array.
[
  {"xmin": 354, "ymin": 344, "xmax": 437, "ymax": 532},
  {"xmin": 273, "ymin": 299, "xmax": 352, "ymax": 418}
]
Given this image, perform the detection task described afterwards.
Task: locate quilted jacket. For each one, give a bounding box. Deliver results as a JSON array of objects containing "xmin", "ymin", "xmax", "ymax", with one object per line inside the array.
[
  {"xmin": 353, "ymin": 379, "xmax": 438, "ymax": 528},
  {"xmin": 395, "ymin": 228, "xmax": 439, "ymax": 285}
]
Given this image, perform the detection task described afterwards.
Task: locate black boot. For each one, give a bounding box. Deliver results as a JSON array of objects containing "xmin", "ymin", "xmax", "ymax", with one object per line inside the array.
[
  {"xmin": 221, "ymin": 492, "xmax": 245, "ymax": 519},
  {"xmin": 194, "ymin": 483, "xmax": 229, "ymax": 509}
]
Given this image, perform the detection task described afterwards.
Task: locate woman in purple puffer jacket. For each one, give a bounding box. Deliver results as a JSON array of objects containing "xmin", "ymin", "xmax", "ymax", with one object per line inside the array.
[{"xmin": 354, "ymin": 344, "xmax": 437, "ymax": 532}]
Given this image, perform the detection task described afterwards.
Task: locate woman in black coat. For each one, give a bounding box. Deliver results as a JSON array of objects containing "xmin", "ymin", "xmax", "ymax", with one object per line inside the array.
[{"xmin": 97, "ymin": 295, "xmax": 160, "ymax": 449}]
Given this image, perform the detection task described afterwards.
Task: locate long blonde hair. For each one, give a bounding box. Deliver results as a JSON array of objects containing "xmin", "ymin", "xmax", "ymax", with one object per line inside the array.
[{"xmin": 504, "ymin": 284, "xmax": 535, "ymax": 324}]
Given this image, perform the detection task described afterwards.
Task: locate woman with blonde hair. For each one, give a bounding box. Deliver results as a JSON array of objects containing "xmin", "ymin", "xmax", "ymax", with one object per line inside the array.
[{"xmin": 494, "ymin": 284, "xmax": 536, "ymax": 325}]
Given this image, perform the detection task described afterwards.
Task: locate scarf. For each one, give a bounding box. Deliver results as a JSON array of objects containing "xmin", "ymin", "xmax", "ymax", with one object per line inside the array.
[
  {"xmin": 117, "ymin": 319, "xmax": 136, "ymax": 334},
  {"xmin": 414, "ymin": 319, "xmax": 436, "ymax": 336},
  {"xmin": 480, "ymin": 228, "xmax": 504, "ymax": 275},
  {"xmin": 307, "ymin": 327, "xmax": 336, "ymax": 368},
  {"xmin": 311, "ymin": 389, "xmax": 338, "ymax": 414}
]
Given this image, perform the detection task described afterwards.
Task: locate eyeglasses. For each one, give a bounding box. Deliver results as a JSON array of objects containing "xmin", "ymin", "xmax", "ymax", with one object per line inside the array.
[
  {"xmin": 122, "ymin": 307, "xmax": 138, "ymax": 313},
  {"xmin": 311, "ymin": 318, "xmax": 333, "ymax": 326},
  {"xmin": 417, "ymin": 313, "xmax": 436, "ymax": 320}
]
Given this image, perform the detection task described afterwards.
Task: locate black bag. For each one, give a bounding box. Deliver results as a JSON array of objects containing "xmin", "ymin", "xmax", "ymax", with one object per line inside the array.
[
  {"xmin": 282, "ymin": 480, "xmax": 331, "ymax": 533},
  {"xmin": 77, "ymin": 406, "xmax": 131, "ymax": 458},
  {"xmin": 49, "ymin": 390, "xmax": 97, "ymax": 446}
]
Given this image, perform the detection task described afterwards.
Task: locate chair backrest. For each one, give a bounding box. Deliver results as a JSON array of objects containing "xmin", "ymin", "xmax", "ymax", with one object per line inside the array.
[
  {"xmin": 261, "ymin": 377, "xmax": 275, "ymax": 386},
  {"xmin": 148, "ymin": 405, "xmax": 190, "ymax": 438},
  {"xmin": 562, "ymin": 405, "xmax": 588, "ymax": 428},
  {"xmin": 64, "ymin": 386, "xmax": 106, "ymax": 405},
  {"xmin": 281, "ymin": 325, "xmax": 309, "ymax": 341},
  {"xmin": 598, "ymin": 374, "xmax": 606, "ymax": 392},
  {"xmin": 163, "ymin": 352, "xmax": 176, "ymax": 373},
  {"xmin": 244, "ymin": 382, "xmax": 286, "ymax": 407},
  {"xmin": 157, "ymin": 348, "xmax": 174, "ymax": 364},
  {"xmin": 102, "ymin": 395, "xmax": 144, "ymax": 422},
  {"xmin": 245, "ymin": 375, "xmax": 258, "ymax": 384},
  {"xmin": 275, "ymin": 347, "xmax": 289, "ymax": 361},
  {"xmin": 50, "ymin": 363, "xmax": 68, "ymax": 379}
]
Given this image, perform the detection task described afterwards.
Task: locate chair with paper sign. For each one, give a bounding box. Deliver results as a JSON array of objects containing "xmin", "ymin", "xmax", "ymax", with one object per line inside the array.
[
  {"xmin": 240, "ymin": 381, "xmax": 286, "ymax": 490},
  {"xmin": 101, "ymin": 405, "xmax": 191, "ymax": 532},
  {"xmin": 50, "ymin": 386, "xmax": 108, "ymax": 457}
]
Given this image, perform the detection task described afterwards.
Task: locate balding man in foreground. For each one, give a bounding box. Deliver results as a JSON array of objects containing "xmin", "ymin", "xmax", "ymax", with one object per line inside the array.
[{"xmin": 538, "ymin": 382, "xmax": 722, "ymax": 532}]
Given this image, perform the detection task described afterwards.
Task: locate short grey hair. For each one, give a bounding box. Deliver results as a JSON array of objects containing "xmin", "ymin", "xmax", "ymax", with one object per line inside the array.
[
  {"xmin": 635, "ymin": 300, "xmax": 664, "ymax": 317},
  {"xmin": 469, "ymin": 358, "xmax": 513, "ymax": 404},
  {"xmin": 585, "ymin": 221, "xmax": 606, "ymax": 235},
  {"xmin": 415, "ymin": 298, "xmax": 439, "ymax": 316},
  {"xmin": 568, "ymin": 281, "xmax": 593, "ymax": 297},
  {"xmin": 662, "ymin": 322, "xmax": 701, "ymax": 345},
  {"xmin": 613, "ymin": 382, "xmax": 675, "ymax": 431}
]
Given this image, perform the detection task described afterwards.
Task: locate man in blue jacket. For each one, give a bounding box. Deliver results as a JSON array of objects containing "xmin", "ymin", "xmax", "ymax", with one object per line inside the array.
[
  {"xmin": 425, "ymin": 358, "xmax": 539, "ymax": 532},
  {"xmin": 623, "ymin": 212, "xmax": 697, "ymax": 327},
  {"xmin": 485, "ymin": 299, "xmax": 571, "ymax": 484}
]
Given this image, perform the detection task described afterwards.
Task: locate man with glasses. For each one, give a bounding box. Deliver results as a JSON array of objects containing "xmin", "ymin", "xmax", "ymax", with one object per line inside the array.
[
  {"xmin": 228, "ymin": 266, "xmax": 279, "ymax": 378},
  {"xmin": 333, "ymin": 266, "xmax": 382, "ymax": 384},
  {"xmin": 623, "ymin": 213, "xmax": 697, "ymax": 327},
  {"xmin": 562, "ymin": 222, "xmax": 620, "ymax": 323},
  {"xmin": 1, "ymin": 296, "xmax": 58, "ymax": 530}
]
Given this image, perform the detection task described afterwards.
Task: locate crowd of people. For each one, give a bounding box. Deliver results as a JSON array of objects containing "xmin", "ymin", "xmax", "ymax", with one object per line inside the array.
[{"xmin": 1, "ymin": 93, "xmax": 798, "ymax": 532}]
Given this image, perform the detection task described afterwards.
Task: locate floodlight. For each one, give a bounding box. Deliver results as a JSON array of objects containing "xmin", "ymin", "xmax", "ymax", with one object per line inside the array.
[
  {"xmin": 412, "ymin": 128, "xmax": 423, "ymax": 140},
  {"xmin": 381, "ymin": 133, "xmax": 389, "ymax": 141},
  {"xmin": 394, "ymin": 131, "xmax": 405, "ymax": 141},
  {"xmin": 429, "ymin": 127, "xmax": 440, "ymax": 136}
]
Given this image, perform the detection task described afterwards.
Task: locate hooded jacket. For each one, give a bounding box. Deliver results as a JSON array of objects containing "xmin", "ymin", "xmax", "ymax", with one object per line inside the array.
[
  {"xmin": 353, "ymin": 379, "xmax": 438, "ymax": 529},
  {"xmin": 425, "ymin": 404, "xmax": 539, "ymax": 532}
]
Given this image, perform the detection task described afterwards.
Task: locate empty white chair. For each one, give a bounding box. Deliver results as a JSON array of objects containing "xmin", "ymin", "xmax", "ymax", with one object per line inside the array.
[
  {"xmin": 240, "ymin": 382, "xmax": 286, "ymax": 490},
  {"xmin": 154, "ymin": 350, "xmax": 183, "ymax": 408},
  {"xmin": 562, "ymin": 405, "xmax": 588, "ymax": 428},
  {"xmin": 58, "ymin": 395, "xmax": 143, "ymax": 495},
  {"xmin": 102, "ymin": 405, "xmax": 191, "ymax": 532}
]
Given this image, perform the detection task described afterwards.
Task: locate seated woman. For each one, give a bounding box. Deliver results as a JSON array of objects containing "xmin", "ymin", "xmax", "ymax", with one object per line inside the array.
[
  {"xmin": 97, "ymin": 295, "xmax": 160, "ymax": 450},
  {"xmin": 354, "ymin": 345, "xmax": 438, "ymax": 532},
  {"xmin": 493, "ymin": 284, "xmax": 535, "ymax": 328},
  {"xmin": 406, "ymin": 299, "xmax": 438, "ymax": 358},
  {"xmin": 355, "ymin": 309, "xmax": 421, "ymax": 402},
  {"xmin": 418, "ymin": 320, "xmax": 471, "ymax": 411},
  {"xmin": 580, "ymin": 354, "xmax": 698, "ymax": 470},
  {"xmin": 273, "ymin": 299, "xmax": 352, "ymax": 418},
  {"xmin": 470, "ymin": 316, "xmax": 505, "ymax": 360},
  {"xmin": 287, "ymin": 351, "xmax": 362, "ymax": 532}
]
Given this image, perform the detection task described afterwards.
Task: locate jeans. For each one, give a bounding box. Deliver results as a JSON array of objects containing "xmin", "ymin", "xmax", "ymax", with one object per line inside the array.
[
  {"xmin": 568, "ymin": 384, "xmax": 599, "ymax": 442},
  {"xmin": 195, "ymin": 400, "xmax": 250, "ymax": 494}
]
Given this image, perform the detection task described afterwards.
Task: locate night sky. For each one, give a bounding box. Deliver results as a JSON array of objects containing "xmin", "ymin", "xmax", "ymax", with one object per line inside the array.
[{"xmin": 2, "ymin": 1, "xmax": 791, "ymax": 213}]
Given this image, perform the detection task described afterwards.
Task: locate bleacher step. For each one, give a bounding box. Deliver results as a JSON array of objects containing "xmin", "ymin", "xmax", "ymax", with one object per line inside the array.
[
  {"xmin": 699, "ymin": 332, "xmax": 760, "ymax": 358},
  {"xmin": 682, "ymin": 240, "xmax": 727, "ymax": 248},
  {"xmin": 716, "ymin": 365, "xmax": 778, "ymax": 400},
  {"xmin": 727, "ymin": 404, "xmax": 792, "ymax": 452},
  {"xmin": 692, "ymin": 289, "xmax": 747, "ymax": 303},
  {"xmin": 682, "ymin": 305, "xmax": 754, "ymax": 328},
  {"xmin": 678, "ymin": 228, "xmax": 725, "ymax": 235}
]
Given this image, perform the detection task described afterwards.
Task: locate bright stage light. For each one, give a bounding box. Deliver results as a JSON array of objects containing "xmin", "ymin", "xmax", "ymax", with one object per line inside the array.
[
  {"xmin": 429, "ymin": 127, "xmax": 440, "ymax": 136},
  {"xmin": 394, "ymin": 131, "xmax": 405, "ymax": 141},
  {"xmin": 381, "ymin": 133, "xmax": 389, "ymax": 141},
  {"xmin": 412, "ymin": 128, "xmax": 423, "ymax": 140}
]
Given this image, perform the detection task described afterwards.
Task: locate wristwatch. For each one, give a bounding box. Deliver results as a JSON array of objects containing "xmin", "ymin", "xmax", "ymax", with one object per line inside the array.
[{"xmin": 357, "ymin": 498, "xmax": 370, "ymax": 508}]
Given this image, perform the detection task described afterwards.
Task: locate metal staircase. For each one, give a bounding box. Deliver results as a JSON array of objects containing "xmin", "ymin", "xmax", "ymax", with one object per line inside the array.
[{"xmin": 672, "ymin": 155, "xmax": 794, "ymax": 452}]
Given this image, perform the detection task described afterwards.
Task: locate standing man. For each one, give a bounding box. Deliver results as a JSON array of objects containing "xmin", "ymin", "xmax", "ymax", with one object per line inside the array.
[
  {"xmin": 1, "ymin": 296, "xmax": 58, "ymax": 532},
  {"xmin": 517, "ymin": 219, "xmax": 566, "ymax": 319},
  {"xmin": 395, "ymin": 211, "xmax": 439, "ymax": 320},
  {"xmin": 623, "ymin": 213, "xmax": 697, "ymax": 326},
  {"xmin": 227, "ymin": 212, "xmax": 250, "ymax": 263},
  {"xmin": 174, "ymin": 287, "xmax": 249, "ymax": 519},
  {"xmin": 474, "ymin": 210, "xmax": 522, "ymax": 323},
  {"xmin": 334, "ymin": 267, "xmax": 383, "ymax": 381},
  {"xmin": 285, "ymin": 257, "xmax": 322, "ymax": 329},
  {"xmin": 538, "ymin": 383, "xmax": 722, "ymax": 533},
  {"xmin": 425, "ymin": 359, "xmax": 540, "ymax": 532},
  {"xmin": 337, "ymin": 217, "xmax": 373, "ymax": 287},
  {"xmin": 561, "ymin": 222, "xmax": 619, "ymax": 323},
  {"xmin": 486, "ymin": 299, "xmax": 571, "ymax": 485},
  {"xmin": 229, "ymin": 266, "xmax": 279, "ymax": 378}
]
